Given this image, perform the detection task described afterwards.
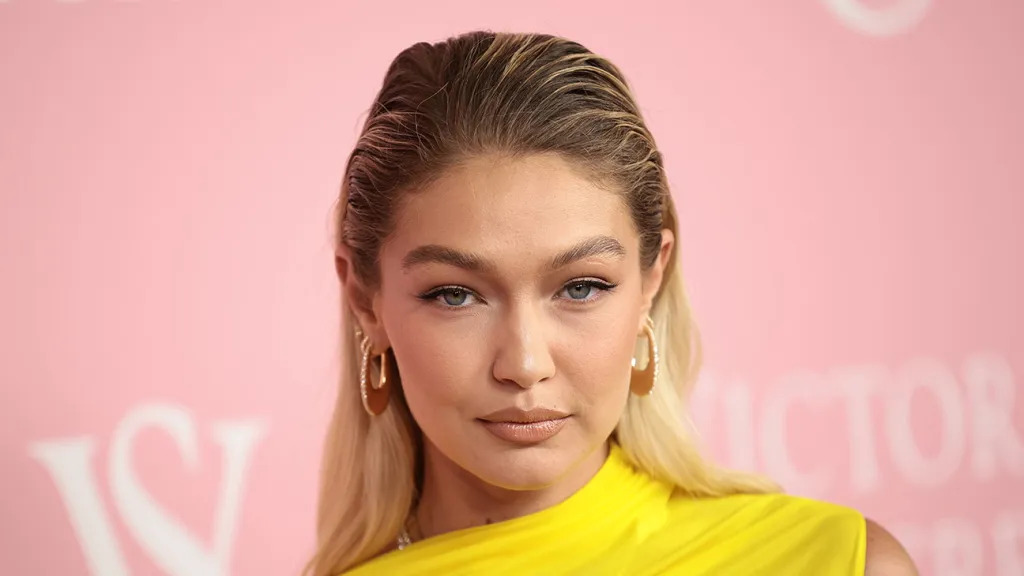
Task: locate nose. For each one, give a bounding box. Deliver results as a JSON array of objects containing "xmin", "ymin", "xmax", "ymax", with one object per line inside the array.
[{"xmin": 491, "ymin": 303, "xmax": 556, "ymax": 389}]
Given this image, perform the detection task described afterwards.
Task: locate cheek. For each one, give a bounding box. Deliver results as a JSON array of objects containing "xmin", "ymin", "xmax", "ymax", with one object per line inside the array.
[
  {"xmin": 556, "ymin": 306, "xmax": 639, "ymax": 403},
  {"xmin": 384, "ymin": 310, "xmax": 485, "ymax": 416}
]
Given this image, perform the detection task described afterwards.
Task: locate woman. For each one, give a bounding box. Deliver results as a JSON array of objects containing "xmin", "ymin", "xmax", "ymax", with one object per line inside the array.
[{"xmin": 307, "ymin": 31, "xmax": 917, "ymax": 575}]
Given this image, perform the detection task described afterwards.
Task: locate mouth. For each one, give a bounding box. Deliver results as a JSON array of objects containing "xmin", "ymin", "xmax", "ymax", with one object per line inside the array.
[{"xmin": 477, "ymin": 407, "xmax": 571, "ymax": 445}]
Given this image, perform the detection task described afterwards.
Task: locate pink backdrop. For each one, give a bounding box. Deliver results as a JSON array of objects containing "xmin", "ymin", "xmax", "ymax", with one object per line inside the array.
[{"xmin": 2, "ymin": 1, "xmax": 1021, "ymax": 575}]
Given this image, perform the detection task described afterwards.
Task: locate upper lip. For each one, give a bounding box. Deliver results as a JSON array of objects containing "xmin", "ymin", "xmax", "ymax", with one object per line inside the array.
[{"xmin": 479, "ymin": 407, "xmax": 570, "ymax": 423}]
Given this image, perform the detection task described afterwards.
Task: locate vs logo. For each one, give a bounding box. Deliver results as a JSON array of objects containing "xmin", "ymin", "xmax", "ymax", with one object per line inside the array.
[{"xmin": 28, "ymin": 403, "xmax": 267, "ymax": 576}]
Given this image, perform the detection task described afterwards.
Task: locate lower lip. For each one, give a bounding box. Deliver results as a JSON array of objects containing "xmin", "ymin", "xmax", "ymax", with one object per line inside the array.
[{"xmin": 479, "ymin": 417, "xmax": 569, "ymax": 444}]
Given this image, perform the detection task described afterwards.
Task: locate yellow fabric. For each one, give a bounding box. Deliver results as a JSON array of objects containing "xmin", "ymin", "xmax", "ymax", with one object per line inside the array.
[{"xmin": 344, "ymin": 444, "xmax": 866, "ymax": 575}]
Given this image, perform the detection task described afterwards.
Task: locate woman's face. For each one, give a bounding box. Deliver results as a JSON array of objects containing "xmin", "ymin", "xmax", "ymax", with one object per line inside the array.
[{"xmin": 360, "ymin": 153, "xmax": 671, "ymax": 490}]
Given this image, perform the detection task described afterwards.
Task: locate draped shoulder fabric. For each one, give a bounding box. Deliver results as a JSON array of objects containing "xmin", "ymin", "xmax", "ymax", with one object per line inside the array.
[{"xmin": 342, "ymin": 444, "xmax": 866, "ymax": 575}]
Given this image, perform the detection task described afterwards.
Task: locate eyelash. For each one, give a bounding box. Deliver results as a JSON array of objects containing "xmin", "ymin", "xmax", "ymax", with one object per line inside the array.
[{"xmin": 418, "ymin": 278, "xmax": 618, "ymax": 309}]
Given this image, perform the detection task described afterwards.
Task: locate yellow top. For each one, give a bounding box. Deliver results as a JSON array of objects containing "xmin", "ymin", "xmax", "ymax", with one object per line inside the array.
[{"xmin": 344, "ymin": 444, "xmax": 866, "ymax": 575}]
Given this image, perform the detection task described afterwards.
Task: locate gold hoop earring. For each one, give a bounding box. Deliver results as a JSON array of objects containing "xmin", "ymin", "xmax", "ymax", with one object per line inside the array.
[
  {"xmin": 630, "ymin": 317, "xmax": 658, "ymax": 396},
  {"xmin": 359, "ymin": 335, "xmax": 392, "ymax": 416}
]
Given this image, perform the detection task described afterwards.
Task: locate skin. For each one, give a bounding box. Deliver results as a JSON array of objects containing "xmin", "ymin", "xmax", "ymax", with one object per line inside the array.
[
  {"xmin": 866, "ymin": 520, "xmax": 919, "ymax": 575},
  {"xmin": 340, "ymin": 152, "xmax": 917, "ymax": 573}
]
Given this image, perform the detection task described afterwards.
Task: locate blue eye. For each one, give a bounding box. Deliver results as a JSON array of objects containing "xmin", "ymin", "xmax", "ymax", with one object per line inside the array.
[
  {"xmin": 441, "ymin": 288, "xmax": 470, "ymax": 307},
  {"xmin": 565, "ymin": 282, "xmax": 595, "ymax": 300},
  {"xmin": 558, "ymin": 279, "xmax": 616, "ymax": 303},
  {"xmin": 419, "ymin": 286, "xmax": 478, "ymax": 308}
]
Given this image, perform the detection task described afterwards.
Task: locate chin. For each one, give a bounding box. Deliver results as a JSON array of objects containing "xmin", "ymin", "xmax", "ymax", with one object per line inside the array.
[
  {"xmin": 468, "ymin": 439, "xmax": 586, "ymax": 491},
  {"xmin": 477, "ymin": 454, "xmax": 566, "ymax": 490}
]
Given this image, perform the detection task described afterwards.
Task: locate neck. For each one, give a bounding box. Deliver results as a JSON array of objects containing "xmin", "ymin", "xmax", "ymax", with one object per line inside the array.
[{"xmin": 413, "ymin": 440, "xmax": 609, "ymax": 541}]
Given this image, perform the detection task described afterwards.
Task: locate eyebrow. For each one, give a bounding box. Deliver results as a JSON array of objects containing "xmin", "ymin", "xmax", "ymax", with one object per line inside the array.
[{"xmin": 401, "ymin": 235, "xmax": 627, "ymax": 273}]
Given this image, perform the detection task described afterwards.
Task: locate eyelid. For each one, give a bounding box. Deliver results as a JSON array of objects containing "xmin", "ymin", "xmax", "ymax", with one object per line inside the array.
[
  {"xmin": 562, "ymin": 277, "xmax": 616, "ymax": 289},
  {"xmin": 421, "ymin": 284, "xmax": 474, "ymax": 296},
  {"xmin": 571, "ymin": 275, "xmax": 611, "ymax": 283}
]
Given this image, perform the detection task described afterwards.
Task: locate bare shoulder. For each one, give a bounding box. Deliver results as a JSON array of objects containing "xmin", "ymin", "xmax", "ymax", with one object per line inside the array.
[{"xmin": 865, "ymin": 518, "xmax": 918, "ymax": 575}]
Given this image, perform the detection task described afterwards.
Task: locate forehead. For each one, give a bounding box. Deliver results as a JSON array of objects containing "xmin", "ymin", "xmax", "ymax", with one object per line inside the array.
[{"xmin": 386, "ymin": 153, "xmax": 636, "ymax": 261}]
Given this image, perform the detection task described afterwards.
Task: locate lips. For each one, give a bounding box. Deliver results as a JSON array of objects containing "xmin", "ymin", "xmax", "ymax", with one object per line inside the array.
[
  {"xmin": 478, "ymin": 407, "xmax": 570, "ymax": 445},
  {"xmin": 480, "ymin": 406, "xmax": 569, "ymax": 423}
]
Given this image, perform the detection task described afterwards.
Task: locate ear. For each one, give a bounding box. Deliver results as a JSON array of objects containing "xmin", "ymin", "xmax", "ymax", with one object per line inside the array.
[
  {"xmin": 638, "ymin": 228, "xmax": 674, "ymax": 332},
  {"xmin": 335, "ymin": 244, "xmax": 390, "ymax": 352}
]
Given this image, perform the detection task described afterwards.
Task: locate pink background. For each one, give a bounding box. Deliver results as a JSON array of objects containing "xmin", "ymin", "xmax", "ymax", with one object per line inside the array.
[{"xmin": 2, "ymin": 1, "xmax": 1021, "ymax": 574}]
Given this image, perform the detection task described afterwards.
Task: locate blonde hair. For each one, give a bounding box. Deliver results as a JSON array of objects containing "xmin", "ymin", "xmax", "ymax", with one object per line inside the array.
[{"xmin": 306, "ymin": 30, "xmax": 777, "ymax": 576}]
